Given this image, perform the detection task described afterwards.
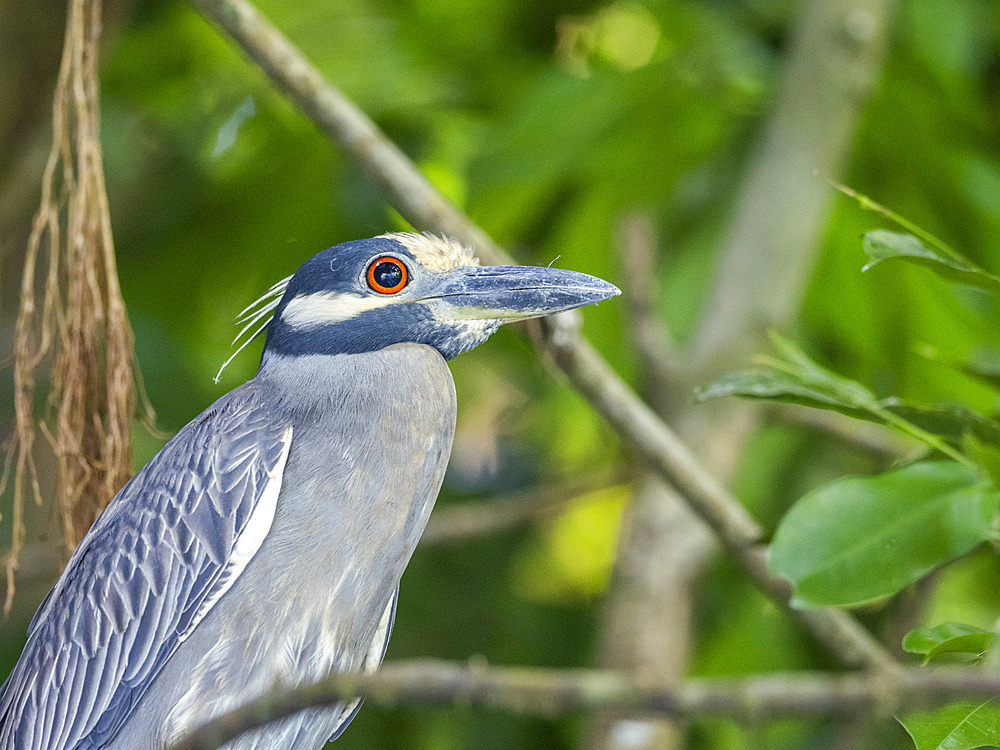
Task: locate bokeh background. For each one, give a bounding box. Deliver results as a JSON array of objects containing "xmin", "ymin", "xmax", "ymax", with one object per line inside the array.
[{"xmin": 2, "ymin": 0, "xmax": 1000, "ymax": 748}]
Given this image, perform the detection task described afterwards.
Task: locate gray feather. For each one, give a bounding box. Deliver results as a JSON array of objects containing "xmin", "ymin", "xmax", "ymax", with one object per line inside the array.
[
  {"xmin": 0, "ymin": 385, "xmax": 292, "ymax": 749},
  {"xmin": 0, "ymin": 343, "xmax": 455, "ymax": 750}
]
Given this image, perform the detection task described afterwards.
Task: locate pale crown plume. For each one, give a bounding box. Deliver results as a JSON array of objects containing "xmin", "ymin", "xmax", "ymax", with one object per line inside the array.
[{"xmin": 377, "ymin": 232, "xmax": 479, "ymax": 272}]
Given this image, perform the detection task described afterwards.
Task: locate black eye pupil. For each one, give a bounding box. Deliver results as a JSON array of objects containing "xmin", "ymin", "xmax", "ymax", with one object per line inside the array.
[{"xmin": 374, "ymin": 261, "xmax": 402, "ymax": 288}]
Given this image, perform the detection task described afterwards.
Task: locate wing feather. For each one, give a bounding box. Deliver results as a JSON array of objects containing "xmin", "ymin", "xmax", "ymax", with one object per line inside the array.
[
  {"xmin": 0, "ymin": 385, "xmax": 292, "ymax": 750},
  {"xmin": 327, "ymin": 590, "xmax": 399, "ymax": 744}
]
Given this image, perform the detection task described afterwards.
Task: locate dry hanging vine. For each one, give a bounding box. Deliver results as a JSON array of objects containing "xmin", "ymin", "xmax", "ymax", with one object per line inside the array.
[{"xmin": 3, "ymin": 0, "xmax": 152, "ymax": 612}]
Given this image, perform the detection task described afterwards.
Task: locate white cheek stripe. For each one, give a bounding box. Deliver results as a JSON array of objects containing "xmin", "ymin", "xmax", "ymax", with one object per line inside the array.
[{"xmin": 281, "ymin": 291, "xmax": 398, "ymax": 328}]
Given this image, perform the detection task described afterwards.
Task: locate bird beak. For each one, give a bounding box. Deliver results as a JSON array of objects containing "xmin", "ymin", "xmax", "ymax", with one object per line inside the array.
[{"xmin": 426, "ymin": 265, "xmax": 621, "ymax": 322}]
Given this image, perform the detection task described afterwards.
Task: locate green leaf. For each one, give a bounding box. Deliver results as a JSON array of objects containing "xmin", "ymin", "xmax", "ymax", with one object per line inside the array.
[
  {"xmin": 694, "ymin": 333, "xmax": 882, "ymax": 415},
  {"xmin": 697, "ymin": 373, "xmax": 1000, "ymax": 451},
  {"xmin": 899, "ymin": 700, "xmax": 1000, "ymax": 750},
  {"xmin": 769, "ymin": 461, "xmax": 1000, "ymax": 608},
  {"xmin": 863, "ymin": 230, "xmax": 1000, "ymax": 294},
  {"xmin": 693, "ymin": 368, "xmax": 875, "ymax": 420},
  {"xmin": 696, "ymin": 335, "xmax": 991, "ymax": 462},
  {"xmin": 902, "ymin": 623, "xmax": 997, "ymax": 665}
]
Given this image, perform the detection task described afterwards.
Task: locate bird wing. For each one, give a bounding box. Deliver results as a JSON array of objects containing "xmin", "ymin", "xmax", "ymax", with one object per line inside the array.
[
  {"xmin": 0, "ymin": 385, "xmax": 292, "ymax": 750},
  {"xmin": 326, "ymin": 588, "xmax": 398, "ymax": 744}
]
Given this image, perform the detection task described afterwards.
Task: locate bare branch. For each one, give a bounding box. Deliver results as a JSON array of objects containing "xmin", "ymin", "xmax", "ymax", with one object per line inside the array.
[
  {"xmin": 170, "ymin": 659, "xmax": 1000, "ymax": 750},
  {"xmin": 420, "ymin": 470, "xmax": 626, "ymax": 546},
  {"xmin": 186, "ymin": 0, "xmax": 896, "ymax": 672}
]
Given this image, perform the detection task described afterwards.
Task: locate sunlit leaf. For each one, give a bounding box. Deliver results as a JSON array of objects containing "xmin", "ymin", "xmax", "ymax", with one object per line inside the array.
[
  {"xmin": 769, "ymin": 461, "xmax": 1000, "ymax": 608},
  {"xmin": 902, "ymin": 622, "xmax": 996, "ymax": 665},
  {"xmin": 863, "ymin": 230, "xmax": 1000, "ymax": 294},
  {"xmin": 899, "ymin": 700, "xmax": 1000, "ymax": 750}
]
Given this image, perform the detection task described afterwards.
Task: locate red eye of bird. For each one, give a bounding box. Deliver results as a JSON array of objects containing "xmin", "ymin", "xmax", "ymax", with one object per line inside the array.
[{"xmin": 367, "ymin": 257, "xmax": 408, "ymax": 294}]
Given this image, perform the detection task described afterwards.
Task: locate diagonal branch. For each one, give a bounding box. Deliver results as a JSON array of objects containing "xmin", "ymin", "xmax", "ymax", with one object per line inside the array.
[
  {"xmin": 186, "ymin": 0, "xmax": 895, "ymax": 673},
  {"xmin": 170, "ymin": 659, "xmax": 1000, "ymax": 750},
  {"xmin": 590, "ymin": 6, "xmax": 898, "ymax": 746}
]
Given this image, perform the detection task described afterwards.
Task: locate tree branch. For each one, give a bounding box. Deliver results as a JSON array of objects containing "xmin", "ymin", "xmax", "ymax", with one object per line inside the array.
[
  {"xmin": 186, "ymin": 0, "xmax": 895, "ymax": 672},
  {"xmin": 170, "ymin": 659, "xmax": 1000, "ymax": 750},
  {"xmin": 420, "ymin": 470, "xmax": 626, "ymax": 546}
]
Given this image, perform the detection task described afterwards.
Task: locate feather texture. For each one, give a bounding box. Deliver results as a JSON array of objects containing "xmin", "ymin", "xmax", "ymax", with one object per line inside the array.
[{"xmin": 0, "ymin": 386, "xmax": 293, "ymax": 749}]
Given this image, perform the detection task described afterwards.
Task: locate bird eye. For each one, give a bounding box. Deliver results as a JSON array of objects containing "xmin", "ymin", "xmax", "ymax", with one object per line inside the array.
[{"xmin": 367, "ymin": 257, "xmax": 408, "ymax": 294}]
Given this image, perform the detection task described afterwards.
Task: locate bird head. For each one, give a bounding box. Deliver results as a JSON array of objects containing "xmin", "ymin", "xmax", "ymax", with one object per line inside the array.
[{"xmin": 218, "ymin": 233, "xmax": 619, "ymax": 378}]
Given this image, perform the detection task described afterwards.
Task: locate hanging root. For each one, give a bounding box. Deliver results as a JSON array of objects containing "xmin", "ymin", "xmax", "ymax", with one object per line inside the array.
[{"xmin": 3, "ymin": 0, "xmax": 153, "ymax": 613}]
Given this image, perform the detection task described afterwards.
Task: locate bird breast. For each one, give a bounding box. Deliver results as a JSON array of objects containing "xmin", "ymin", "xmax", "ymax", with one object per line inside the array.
[{"xmin": 161, "ymin": 343, "xmax": 457, "ymax": 742}]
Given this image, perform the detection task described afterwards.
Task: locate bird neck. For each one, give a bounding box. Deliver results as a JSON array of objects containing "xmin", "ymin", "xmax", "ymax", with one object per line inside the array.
[
  {"xmin": 261, "ymin": 304, "xmax": 438, "ymax": 359},
  {"xmin": 254, "ymin": 343, "xmax": 455, "ymax": 418}
]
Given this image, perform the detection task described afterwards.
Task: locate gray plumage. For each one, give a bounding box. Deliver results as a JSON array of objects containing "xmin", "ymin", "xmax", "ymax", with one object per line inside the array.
[{"xmin": 0, "ymin": 233, "xmax": 618, "ymax": 748}]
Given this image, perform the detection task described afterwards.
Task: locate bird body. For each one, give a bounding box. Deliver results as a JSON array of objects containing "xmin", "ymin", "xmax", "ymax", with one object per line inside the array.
[
  {"xmin": 113, "ymin": 345, "xmax": 455, "ymax": 748},
  {"xmin": 0, "ymin": 233, "xmax": 617, "ymax": 748}
]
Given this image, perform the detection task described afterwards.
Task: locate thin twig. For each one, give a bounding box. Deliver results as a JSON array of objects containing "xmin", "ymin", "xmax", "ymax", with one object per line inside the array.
[
  {"xmin": 420, "ymin": 470, "xmax": 627, "ymax": 546},
  {"xmin": 186, "ymin": 0, "xmax": 896, "ymax": 673},
  {"xmin": 170, "ymin": 659, "xmax": 1000, "ymax": 750}
]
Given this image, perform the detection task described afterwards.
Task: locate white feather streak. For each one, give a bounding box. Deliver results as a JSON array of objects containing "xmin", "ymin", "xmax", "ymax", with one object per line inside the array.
[
  {"xmin": 213, "ymin": 274, "xmax": 292, "ymax": 383},
  {"xmin": 281, "ymin": 291, "xmax": 397, "ymax": 328},
  {"xmin": 178, "ymin": 426, "xmax": 293, "ymax": 642},
  {"xmin": 361, "ymin": 595, "xmax": 396, "ymax": 672}
]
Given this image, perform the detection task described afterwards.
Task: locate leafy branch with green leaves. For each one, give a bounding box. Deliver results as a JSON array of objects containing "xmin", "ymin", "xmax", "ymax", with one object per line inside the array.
[{"xmin": 698, "ymin": 189, "xmax": 1000, "ymax": 750}]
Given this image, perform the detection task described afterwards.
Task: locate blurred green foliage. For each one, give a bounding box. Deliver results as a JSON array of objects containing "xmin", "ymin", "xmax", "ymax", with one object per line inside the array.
[
  {"xmin": 3, "ymin": 0, "xmax": 1000, "ymax": 748},
  {"xmin": 705, "ymin": 226, "xmax": 1000, "ymax": 742}
]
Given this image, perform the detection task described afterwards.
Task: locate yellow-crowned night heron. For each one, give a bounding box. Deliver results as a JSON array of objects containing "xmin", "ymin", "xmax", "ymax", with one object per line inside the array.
[{"xmin": 0, "ymin": 233, "xmax": 619, "ymax": 749}]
